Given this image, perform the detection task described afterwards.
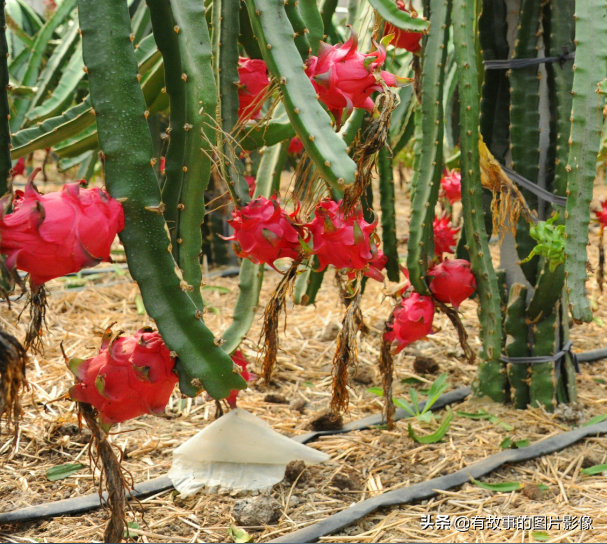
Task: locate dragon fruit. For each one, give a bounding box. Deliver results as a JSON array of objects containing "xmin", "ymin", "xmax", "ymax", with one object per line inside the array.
[
  {"xmin": 370, "ymin": 248, "xmax": 388, "ymax": 272},
  {"xmin": 440, "ymin": 169, "xmax": 462, "ymax": 204},
  {"xmin": 433, "ymin": 216, "xmax": 460, "ymax": 257},
  {"xmin": 226, "ymin": 350, "xmax": 253, "ymax": 407},
  {"xmin": 68, "ymin": 327, "xmax": 178, "ymax": 430},
  {"xmin": 238, "ymin": 57, "xmax": 270, "ymax": 121},
  {"xmin": 305, "ymin": 30, "xmax": 405, "ymax": 123},
  {"xmin": 306, "ymin": 199, "xmax": 383, "ymax": 280},
  {"xmin": 428, "ymin": 259, "xmax": 477, "ymax": 309},
  {"xmin": 222, "ymin": 195, "xmax": 304, "ymax": 267},
  {"xmin": 383, "ymin": 1, "xmax": 423, "ymax": 53},
  {"xmin": 245, "ymin": 175, "xmax": 256, "ymax": 198},
  {"xmin": 595, "ymin": 199, "xmax": 607, "ymax": 227},
  {"xmin": 288, "ymin": 137, "xmax": 304, "ymax": 154},
  {"xmin": 384, "ymin": 293, "xmax": 435, "ymax": 353},
  {"xmin": 12, "ymin": 158, "xmax": 25, "ymax": 178},
  {"xmin": 0, "ymin": 180, "xmax": 124, "ymax": 286}
]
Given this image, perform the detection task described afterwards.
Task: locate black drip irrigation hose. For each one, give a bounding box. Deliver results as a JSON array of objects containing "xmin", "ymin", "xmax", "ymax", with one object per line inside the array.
[
  {"xmin": 270, "ymin": 420, "xmax": 607, "ymax": 543},
  {"xmin": 0, "ymin": 387, "xmax": 471, "ymax": 526}
]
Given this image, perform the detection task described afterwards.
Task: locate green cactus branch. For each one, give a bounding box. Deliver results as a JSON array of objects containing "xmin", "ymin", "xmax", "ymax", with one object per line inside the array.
[
  {"xmin": 530, "ymin": 308, "xmax": 559, "ymax": 411},
  {"xmin": 453, "ymin": 0, "xmax": 505, "ymax": 402},
  {"xmin": 238, "ymin": 118, "xmax": 296, "ymax": 151},
  {"xmin": 564, "ymin": 0, "xmax": 607, "ymax": 324},
  {"xmin": 505, "ymin": 283, "xmax": 530, "ymax": 409},
  {"xmin": 378, "ymin": 147, "xmax": 399, "ymax": 282},
  {"xmin": 406, "ymin": 0, "xmax": 450, "ymax": 295},
  {"xmin": 368, "ymin": 0, "xmax": 430, "ymax": 34},
  {"xmin": 243, "ymin": 0, "xmax": 357, "ymax": 192},
  {"xmin": 146, "ymin": 0, "xmax": 219, "ymax": 312},
  {"xmin": 298, "ymin": 0, "xmax": 324, "ymax": 56},
  {"xmin": 78, "ymin": 0, "xmax": 245, "ymax": 399},
  {"xmin": 284, "ymin": 0, "xmax": 311, "ymax": 60}
]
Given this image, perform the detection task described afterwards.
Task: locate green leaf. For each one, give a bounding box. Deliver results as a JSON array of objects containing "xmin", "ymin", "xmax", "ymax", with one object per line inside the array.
[
  {"xmin": 408, "ymin": 408, "xmax": 453, "ymax": 444},
  {"xmin": 135, "ymin": 293, "xmax": 146, "ymax": 315},
  {"xmin": 416, "ymin": 411, "xmax": 434, "ymax": 423},
  {"xmin": 456, "ymin": 409, "xmax": 491, "ymax": 420},
  {"xmin": 409, "ymin": 388, "xmax": 420, "ymax": 414},
  {"xmin": 367, "ymin": 387, "xmax": 384, "ymax": 397},
  {"xmin": 401, "ymin": 377, "xmax": 424, "ymax": 385},
  {"xmin": 124, "ymin": 522, "xmax": 140, "ymax": 539},
  {"xmin": 499, "ymin": 437, "xmax": 513, "ymax": 450},
  {"xmin": 537, "ymin": 484, "xmax": 550, "ymax": 492},
  {"xmin": 472, "ymin": 479, "xmax": 522, "ymax": 492},
  {"xmin": 201, "ymin": 285, "xmax": 232, "ymax": 294},
  {"xmin": 531, "ymin": 531, "xmax": 550, "ymax": 542},
  {"xmin": 514, "ymin": 438, "xmax": 530, "ymax": 448},
  {"xmin": 488, "ymin": 415, "xmax": 514, "ymax": 431},
  {"xmin": 46, "ymin": 462, "xmax": 85, "ymax": 481},
  {"xmin": 228, "ymin": 526, "xmax": 254, "ymax": 543},
  {"xmin": 583, "ymin": 414, "xmax": 607, "ymax": 427},
  {"xmin": 113, "ymin": 263, "xmax": 127, "ymax": 276},
  {"xmin": 581, "ymin": 463, "xmax": 607, "ymax": 475},
  {"xmin": 592, "ymin": 377, "xmax": 606, "ymax": 384},
  {"xmin": 394, "ymin": 397, "xmax": 415, "ymax": 417},
  {"xmin": 423, "ymin": 373, "xmax": 449, "ymax": 412},
  {"xmin": 206, "ymin": 305, "xmax": 221, "ymax": 315}
]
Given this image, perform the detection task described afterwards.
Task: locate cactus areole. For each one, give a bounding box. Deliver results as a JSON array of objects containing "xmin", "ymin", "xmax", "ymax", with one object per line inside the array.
[
  {"xmin": 68, "ymin": 327, "xmax": 178, "ymax": 430},
  {"xmin": 0, "ymin": 181, "xmax": 124, "ymax": 286}
]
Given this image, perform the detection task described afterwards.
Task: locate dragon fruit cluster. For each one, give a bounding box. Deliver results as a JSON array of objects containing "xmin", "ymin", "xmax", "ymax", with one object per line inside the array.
[
  {"xmin": 225, "ymin": 197, "xmax": 387, "ymax": 281},
  {"xmin": 68, "ymin": 327, "xmax": 178, "ymax": 430},
  {"xmin": 0, "ymin": 180, "xmax": 124, "ymax": 286},
  {"xmin": 385, "ymin": 260, "xmax": 476, "ymax": 351}
]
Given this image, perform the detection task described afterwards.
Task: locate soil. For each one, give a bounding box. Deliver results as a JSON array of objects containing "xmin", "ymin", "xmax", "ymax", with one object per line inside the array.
[{"xmin": 0, "ymin": 169, "xmax": 606, "ymax": 543}]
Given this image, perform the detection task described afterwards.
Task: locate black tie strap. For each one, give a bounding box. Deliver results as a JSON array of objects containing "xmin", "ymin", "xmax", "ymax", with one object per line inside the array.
[
  {"xmin": 500, "ymin": 340, "xmax": 580, "ymax": 384},
  {"xmin": 484, "ymin": 51, "xmax": 575, "ymax": 70},
  {"xmin": 502, "ymin": 165, "xmax": 568, "ymax": 207}
]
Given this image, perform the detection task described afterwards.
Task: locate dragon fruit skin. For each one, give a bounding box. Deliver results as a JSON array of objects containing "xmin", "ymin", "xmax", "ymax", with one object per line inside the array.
[
  {"xmin": 595, "ymin": 199, "xmax": 607, "ymax": 227},
  {"xmin": 288, "ymin": 137, "xmax": 304, "ymax": 154},
  {"xmin": 305, "ymin": 30, "xmax": 404, "ymax": 123},
  {"xmin": 306, "ymin": 199, "xmax": 382, "ymax": 280},
  {"xmin": 433, "ymin": 216, "xmax": 460, "ymax": 257},
  {"xmin": 384, "ymin": 293, "xmax": 435, "ymax": 353},
  {"xmin": 223, "ymin": 196, "xmax": 303, "ymax": 267},
  {"xmin": 428, "ymin": 259, "xmax": 477, "ymax": 309},
  {"xmin": 245, "ymin": 175, "xmax": 256, "ymax": 198},
  {"xmin": 226, "ymin": 350, "xmax": 253, "ymax": 407},
  {"xmin": 237, "ymin": 57, "xmax": 270, "ymax": 121},
  {"xmin": 383, "ymin": 1, "xmax": 422, "ymax": 53},
  {"xmin": 12, "ymin": 158, "xmax": 25, "ymax": 177},
  {"xmin": 0, "ymin": 181, "xmax": 125, "ymax": 286},
  {"xmin": 68, "ymin": 327, "xmax": 178, "ymax": 429},
  {"xmin": 440, "ymin": 169, "xmax": 462, "ymax": 204}
]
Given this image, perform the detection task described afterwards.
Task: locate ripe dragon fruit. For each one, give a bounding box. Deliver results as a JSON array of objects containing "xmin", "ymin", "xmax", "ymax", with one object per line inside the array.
[
  {"xmin": 433, "ymin": 215, "xmax": 460, "ymax": 258},
  {"xmin": 595, "ymin": 199, "xmax": 607, "ymax": 227},
  {"xmin": 440, "ymin": 169, "xmax": 462, "ymax": 205},
  {"xmin": 384, "ymin": 293, "xmax": 435, "ymax": 353},
  {"xmin": 428, "ymin": 259, "xmax": 477, "ymax": 309},
  {"xmin": 238, "ymin": 57, "xmax": 270, "ymax": 121},
  {"xmin": 227, "ymin": 350, "xmax": 254, "ymax": 407},
  {"xmin": 245, "ymin": 175, "xmax": 256, "ymax": 198},
  {"xmin": 383, "ymin": 1, "xmax": 423, "ymax": 53},
  {"xmin": 288, "ymin": 137, "xmax": 304, "ymax": 154},
  {"xmin": 305, "ymin": 30, "xmax": 405, "ymax": 123},
  {"xmin": 306, "ymin": 199, "xmax": 383, "ymax": 281},
  {"xmin": 370, "ymin": 248, "xmax": 388, "ymax": 272},
  {"xmin": 0, "ymin": 180, "xmax": 125, "ymax": 286},
  {"xmin": 68, "ymin": 327, "xmax": 178, "ymax": 430},
  {"xmin": 223, "ymin": 196, "xmax": 304, "ymax": 267}
]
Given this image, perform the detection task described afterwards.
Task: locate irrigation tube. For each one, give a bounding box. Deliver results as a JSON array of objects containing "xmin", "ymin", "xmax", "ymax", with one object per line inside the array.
[{"xmin": 271, "ymin": 420, "xmax": 607, "ymax": 543}]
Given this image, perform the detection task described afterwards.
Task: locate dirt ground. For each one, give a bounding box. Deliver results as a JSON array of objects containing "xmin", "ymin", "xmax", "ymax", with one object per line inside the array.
[{"xmin": 0, "ymin": 169, "xmax": 606, "ymax": 543}]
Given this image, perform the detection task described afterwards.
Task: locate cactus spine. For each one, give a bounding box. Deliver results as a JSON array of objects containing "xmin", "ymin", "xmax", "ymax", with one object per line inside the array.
[
  {"xmin": 78, "ymin": 0, "xmax": 245, "ymax": 399},
  {"xmin": 453, "ymin": 0, "xmax": 505, "ymax": 402}
]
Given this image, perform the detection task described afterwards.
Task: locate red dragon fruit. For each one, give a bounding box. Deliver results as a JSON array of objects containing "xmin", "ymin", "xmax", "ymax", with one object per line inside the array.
[
  {"xmin": 440, "ymin": 169, "xmax": 462, "ymax": 205},
  {"xmin": 238, "ymin": 57, "xmax": 270, "ymax": 121},
  {"xmin": 222, "ymin": 195, "xmax": 304, "ymax": 267},
  {"xmin": 0, "ymin": 180, "xmax": 125, "ymax": 286},
  {"xmin": 245, "ymin": 175, "xmax": 256, "ymax": 198},
  {"xmin": 68, "ymin": 327, "xmax": 178, "ymax": 430},
  {"xmin": 288, "ymin": 137, "xmax": 304, "ymax": 154},
  {"xmin": 305, "ymin": 30, "xmax": 405, "ymax": 123},
  {"xmin": 433, "ymin": 215, "xmax": 460, "ymax": 257},
  {"xmin": 383, "ymin": 1, "xmax": 423, "ymax": 53},
  {"xmin": 384, "ymin": 293, "xmax": 435, "ymax": 353},
  {"xmin": 370, "ymin": 248, "xmax": 388, "ymax": 272},
  {"xmin": 306, "ymin": 199, "xmax": 383, "ymax": 281},
  {"xmin": 427, "ymin": 259, "xmax": 477, "ymax": 309},
  {"xmin": 226, "ymin": 350, "xmax": 254, "ymax": 407},
  {"xmin": 160, "ymin": 157, "xmax": 166, "ymax": 175},
  {"xmin": 12, "ymin": 158, "xmax": 25, "ymax": 178},
  {"xmin": 595, "ymin": 199, "xmax": 607, "ymax": 228}
]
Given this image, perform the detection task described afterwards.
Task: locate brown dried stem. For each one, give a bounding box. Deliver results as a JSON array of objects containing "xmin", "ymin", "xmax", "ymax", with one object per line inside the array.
[
  {"xmin": 0, "ymin": 328, "xmax": 27, "ymax": 451},
  {"xmin": 379, "ymin": 317, "xmax": 396, "ymax": 430}
]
